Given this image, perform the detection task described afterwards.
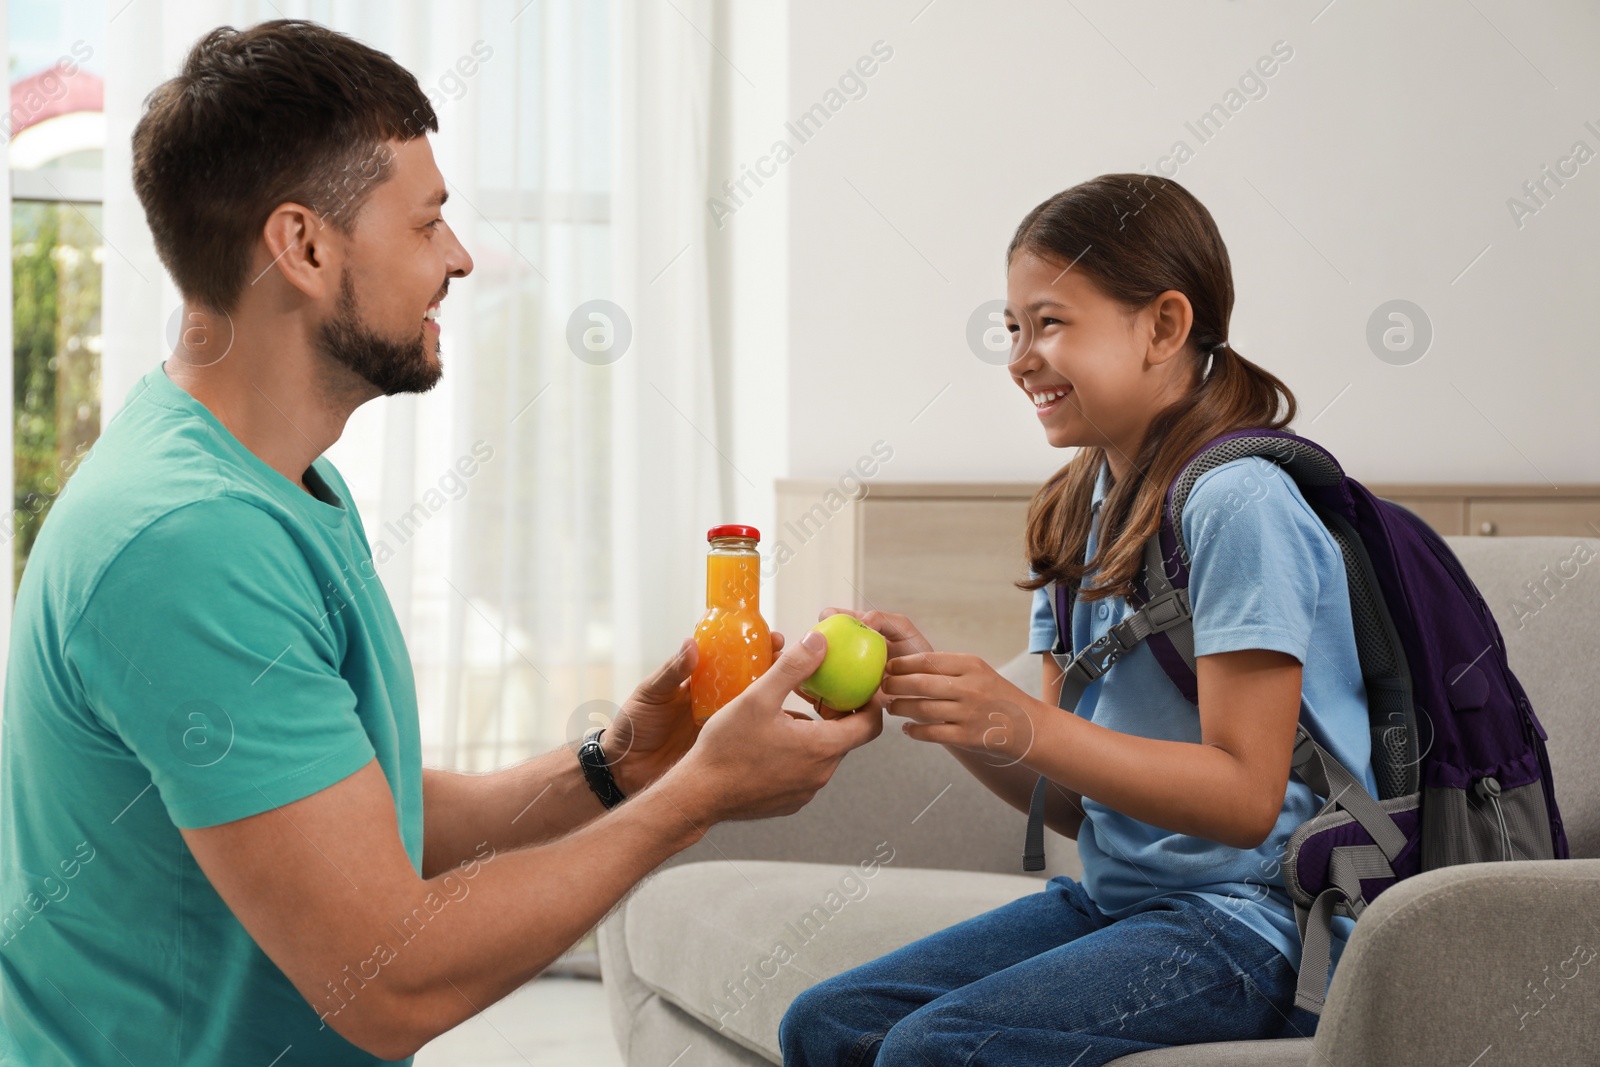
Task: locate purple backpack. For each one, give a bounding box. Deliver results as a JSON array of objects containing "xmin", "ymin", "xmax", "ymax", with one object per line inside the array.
[{"xmin": 1027, "ymin": 428, "xmax": 1568, "ymax": 1015}]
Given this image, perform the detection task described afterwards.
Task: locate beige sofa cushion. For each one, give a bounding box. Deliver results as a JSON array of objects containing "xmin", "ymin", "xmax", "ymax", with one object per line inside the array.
[{"xmin": 621, "ymin": 859, "xmax": 1040, "ymax": 1061}]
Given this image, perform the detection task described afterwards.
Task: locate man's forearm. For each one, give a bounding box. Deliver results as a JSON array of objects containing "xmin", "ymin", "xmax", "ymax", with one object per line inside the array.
[
  {"xmin": 361, "ymin": 773, "xmax": 713, "ymax": 1053},
  {"xmin": 420, "ymin": 745, "xmax": 603, "ymax": 878}
]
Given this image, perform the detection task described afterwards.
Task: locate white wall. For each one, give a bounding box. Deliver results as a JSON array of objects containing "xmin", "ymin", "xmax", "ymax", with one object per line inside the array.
[{"xmin": 782, "ymin": 0, "xmax": 1600, "ymax": 488}]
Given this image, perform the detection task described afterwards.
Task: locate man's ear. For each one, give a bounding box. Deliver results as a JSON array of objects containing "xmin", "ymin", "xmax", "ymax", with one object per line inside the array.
[
  {"xmin": 256, "ymin": 203, "xmax": 342, "ymax": 302},
  {"xmin": 1144, "ymin": 289, "xmax": 1195, "ymax": 368}
]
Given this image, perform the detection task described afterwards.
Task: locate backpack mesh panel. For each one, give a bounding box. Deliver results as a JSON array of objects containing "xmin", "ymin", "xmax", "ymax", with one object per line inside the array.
[
  {"xmin": 1368, "ymin": 687, "xmax": 1416, "ymax": 800},
  {"xmin": 1324, "ymin": 525, "xmax": 1416, "ymax": 800},
  {"xmin": 1328, "ymin": 527, "xmax": 1398, "ymax": 678}
]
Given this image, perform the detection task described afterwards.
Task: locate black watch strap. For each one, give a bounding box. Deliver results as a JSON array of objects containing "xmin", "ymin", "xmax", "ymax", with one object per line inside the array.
[{"xmin": 578, "ymin": 727, "xmax": 626, "ymax": 809}]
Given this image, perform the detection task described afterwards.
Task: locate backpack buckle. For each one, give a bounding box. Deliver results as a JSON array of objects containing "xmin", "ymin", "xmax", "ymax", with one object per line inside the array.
[
  {"xmin": 1139, "ymin": 588, "xmax": 1191, "ymax": 631},
  {"xmin": 1077, "ymin": 630, "xmax": 1128, "ymax": 680}
]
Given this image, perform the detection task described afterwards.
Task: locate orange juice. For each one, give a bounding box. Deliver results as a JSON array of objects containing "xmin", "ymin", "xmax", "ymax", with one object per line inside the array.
[{"xmin": 691, "ymin": 525, "xmax": 773, "ymax": 723}]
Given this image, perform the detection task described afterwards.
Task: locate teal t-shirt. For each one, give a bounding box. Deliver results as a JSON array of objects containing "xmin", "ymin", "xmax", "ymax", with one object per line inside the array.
[
  {"xmin": 0, "ymin": 362, "xmax": 423, "ymax": 1065},
  {"xmin": 1027, "ymin": 455, "xmax": 1378, "ymax": 989}
]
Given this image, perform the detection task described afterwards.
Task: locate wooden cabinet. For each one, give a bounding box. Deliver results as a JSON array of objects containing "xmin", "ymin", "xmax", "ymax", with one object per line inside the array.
[{"xmin": 1368, "ymin": 485, "xmax": 1600, "ymax": 539}]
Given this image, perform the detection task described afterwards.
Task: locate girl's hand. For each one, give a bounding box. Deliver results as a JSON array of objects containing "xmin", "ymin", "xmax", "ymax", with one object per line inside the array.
[{"xmin": 881, "ymin": 650, "xmax": 1039, "ymax": 764}]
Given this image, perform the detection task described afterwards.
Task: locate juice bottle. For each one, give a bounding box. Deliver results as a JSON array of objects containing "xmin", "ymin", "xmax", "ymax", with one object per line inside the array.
[{"xmin": 690, "ymin": 525, "xmax": 773, "ymax": 724}]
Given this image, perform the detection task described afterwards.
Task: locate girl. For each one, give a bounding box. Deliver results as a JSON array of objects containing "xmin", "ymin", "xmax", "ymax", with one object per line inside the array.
[{"xmin": 779, "ymin": 174, "xmax": 1379, "ymax": 1065}]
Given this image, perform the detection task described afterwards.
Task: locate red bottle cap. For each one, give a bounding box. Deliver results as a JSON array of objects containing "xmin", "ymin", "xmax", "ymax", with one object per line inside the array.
[{"xmin": 707, "ymin": 524, "xmax": 760, "ymax": 542}]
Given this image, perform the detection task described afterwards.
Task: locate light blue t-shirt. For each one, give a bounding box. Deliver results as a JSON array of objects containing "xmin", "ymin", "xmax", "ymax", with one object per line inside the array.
[{"xmin": 1027, "ymin": 455, "xmax": 1378, "ymax": 987}]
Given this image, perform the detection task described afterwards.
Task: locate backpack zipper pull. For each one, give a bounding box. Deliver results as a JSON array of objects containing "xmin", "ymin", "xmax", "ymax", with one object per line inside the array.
[{"xmin": 1474, "ymin": 776, "xmax": 1511, "ymax": 861}]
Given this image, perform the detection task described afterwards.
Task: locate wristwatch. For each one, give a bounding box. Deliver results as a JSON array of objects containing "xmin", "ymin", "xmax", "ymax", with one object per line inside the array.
[{"xmin": 578, "ymin": 727, "xmax": 627, "ymax": 809}]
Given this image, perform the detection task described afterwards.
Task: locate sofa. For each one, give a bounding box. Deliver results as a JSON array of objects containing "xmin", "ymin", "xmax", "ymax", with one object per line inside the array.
[{"xmin": 598, "ymin": 536, "xmax": 1600, "ymax": 1065}]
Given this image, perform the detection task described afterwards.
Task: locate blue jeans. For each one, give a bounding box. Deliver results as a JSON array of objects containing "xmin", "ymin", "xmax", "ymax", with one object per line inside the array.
[{"xmin": 779, "ymin": 876, "xmax": 1318, "ymax": 1067}]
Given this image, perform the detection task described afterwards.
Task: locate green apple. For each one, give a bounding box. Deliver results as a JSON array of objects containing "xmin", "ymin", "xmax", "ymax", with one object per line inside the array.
[{"xmin": 798, "ymin": 613, "xmax": 888, "ymax": 713}]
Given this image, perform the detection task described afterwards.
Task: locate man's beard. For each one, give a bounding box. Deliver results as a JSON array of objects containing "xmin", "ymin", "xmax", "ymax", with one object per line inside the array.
[{"xmin": 317, "ymin": 271, "xmax": 442, "ymax": 396}]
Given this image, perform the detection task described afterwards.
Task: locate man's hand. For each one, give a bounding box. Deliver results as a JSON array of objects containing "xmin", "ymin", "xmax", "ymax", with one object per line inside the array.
[
  {"xmin": 604, "ymin": 632, "xmax": 787, "ymax": 795},
  {"xmin": 660, "ymin": 629, "xmax": 883, "ymax": 823}
]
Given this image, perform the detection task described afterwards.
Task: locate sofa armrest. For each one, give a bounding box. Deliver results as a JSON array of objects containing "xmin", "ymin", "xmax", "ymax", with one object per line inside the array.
[{"xmin": 1315, "ymin": 858, "xmax": 1600, "ymax": 1064}]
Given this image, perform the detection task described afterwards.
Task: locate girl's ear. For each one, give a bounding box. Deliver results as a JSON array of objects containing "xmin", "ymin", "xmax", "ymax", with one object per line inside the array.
[{"xmin": 1144, "ymin": 289, "xmax": 1195, "ymax": 367}]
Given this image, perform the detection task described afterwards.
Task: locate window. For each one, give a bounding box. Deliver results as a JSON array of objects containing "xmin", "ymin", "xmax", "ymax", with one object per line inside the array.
[{"xmin": 8, "ymin": 1, "xmax": 104, "ymax": 592}]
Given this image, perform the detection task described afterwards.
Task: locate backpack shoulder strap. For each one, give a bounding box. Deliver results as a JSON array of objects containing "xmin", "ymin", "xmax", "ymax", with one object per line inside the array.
[
  {"xmin": 1025, "ymin": 537, "xmax": 1194, "ymax": 871},
  {"xmin": 1133, "ymin": 428, "xmax": 1347, "ymax": 703},
  {"xmin": 1050, "ymin": 536, "xmax": 1194, "ymax": 714}
]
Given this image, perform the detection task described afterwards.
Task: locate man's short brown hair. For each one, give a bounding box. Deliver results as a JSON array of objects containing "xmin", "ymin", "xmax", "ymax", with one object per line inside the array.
[{"xmin": 132, "ymin": 19, "xmax": 437, "ymax": 313}]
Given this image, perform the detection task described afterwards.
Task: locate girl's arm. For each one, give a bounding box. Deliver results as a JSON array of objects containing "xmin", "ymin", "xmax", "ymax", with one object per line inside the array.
[
  {"xmin": 886, "ymin": 647, "xmax": 1303, "ymax": 851},
  {"xmin": 1022, "ymin": 647, "xmax": 1300, "ymax": 849},
  {"xmin": 940, "ymin": 654, "xmax": 1086, "ymax": 839}
]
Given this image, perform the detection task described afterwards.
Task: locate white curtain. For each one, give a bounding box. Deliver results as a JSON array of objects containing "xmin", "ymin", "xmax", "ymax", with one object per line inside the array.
[
  {"xmin": 608, "ymin": 0, "xmax": 726, "ymax": 699},
  {"xmin": 97, "ymin": 0, "xmax": 726, "ymax": 770}
]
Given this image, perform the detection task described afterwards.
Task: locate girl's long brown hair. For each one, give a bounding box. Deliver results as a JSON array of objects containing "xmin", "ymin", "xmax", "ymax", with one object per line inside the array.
[{"xmin": 1015, "ymin": 174, "xmax": 1297, "ymax": 604}]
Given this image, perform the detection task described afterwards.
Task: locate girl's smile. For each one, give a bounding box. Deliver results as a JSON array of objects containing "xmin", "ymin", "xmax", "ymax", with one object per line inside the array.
[{"xmin": 1028, "ymin": 383, "xmax": 1074, "ymax": 419}]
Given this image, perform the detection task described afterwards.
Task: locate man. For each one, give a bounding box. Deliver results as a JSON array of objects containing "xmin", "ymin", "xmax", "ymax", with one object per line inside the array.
[{"xmin": 0, "ymin": 20, "xmax": 880, "ymax": 1065}]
